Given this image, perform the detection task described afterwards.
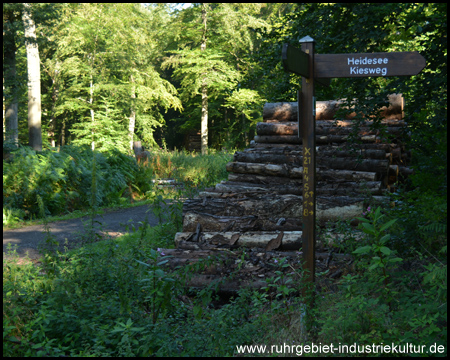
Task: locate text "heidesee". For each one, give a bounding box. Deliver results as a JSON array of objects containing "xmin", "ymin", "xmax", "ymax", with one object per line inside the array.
[{"xmin": 348, "ymin": 57, "xmax": 388, "ymax": 76}]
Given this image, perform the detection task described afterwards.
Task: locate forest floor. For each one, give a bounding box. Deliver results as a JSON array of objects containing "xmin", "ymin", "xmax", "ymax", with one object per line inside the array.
[{"xmin": 3, "ymin": 204, "xmax": 164, "ymax": 263}]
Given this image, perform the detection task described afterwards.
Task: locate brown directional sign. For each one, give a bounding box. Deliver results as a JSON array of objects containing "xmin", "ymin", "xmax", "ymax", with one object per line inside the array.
[
  {"xmin": 282, "ymin": 43, "xmax": 309, "ymax": 78},
  {"xmin": 281, "ymin": 37, "xmax": 425, "ymax": 307},
  {"xmin": 282, "ymin": 44, "xmax": 331, "ymax": 87},
  {"xmin": 315, "ymin": 51, "xmax": 426, "ymax": 78}
]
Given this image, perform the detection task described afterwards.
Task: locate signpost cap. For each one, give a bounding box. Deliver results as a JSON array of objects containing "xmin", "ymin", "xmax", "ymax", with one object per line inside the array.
[{"xmin": 299, "ymin": 35, "xmax": 315, "ymax": 43}]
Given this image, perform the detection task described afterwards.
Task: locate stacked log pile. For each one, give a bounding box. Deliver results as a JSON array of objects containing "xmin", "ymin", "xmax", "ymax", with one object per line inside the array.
[{"xmin": 158, "ymin": 94, "xmax": 412, "ymax": 293}]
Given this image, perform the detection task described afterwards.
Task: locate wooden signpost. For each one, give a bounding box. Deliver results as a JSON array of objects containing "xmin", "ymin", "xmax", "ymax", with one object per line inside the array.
[{"xmin": 282, "ymin": 36, "xmax": 425, "ymax": 298}]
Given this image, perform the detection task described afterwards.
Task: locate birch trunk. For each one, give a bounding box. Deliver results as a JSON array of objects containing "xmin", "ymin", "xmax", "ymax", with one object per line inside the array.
[
  {"xmin": 129, "ymin": 75, "xmax": 136, "ymax": 153},
  {"xmin": 200, "ymin": 3, "xmax": 208, "ymax": 155}
]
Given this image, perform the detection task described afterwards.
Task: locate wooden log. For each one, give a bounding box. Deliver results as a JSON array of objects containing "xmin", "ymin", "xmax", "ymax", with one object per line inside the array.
[
  {"xmin": 215, "ymin": 181, "xmax": 302, "ymax": 195},
  {"xmin": 228, "ymin": 173, "xmax": 303, "ymax": 186},
  {"xmin": 214, "ymin": 180, "xmax": 383, "ymax": 196},
  {"xmin": 227, "ymin": 160, "xmax": 388, "ymax": 177},
  {"xmin": 316, "ymin": 119, "xmax": 406, "ymax": 127},
  {"xmin": 399, "ymin": 166, "xmax": 414, "ymax": 176},
  {"xmin": 316, "ymin": 180, "xmax": 382, "ymax": 195},
  {"xmin": 256, "ymin": 122, "xmax": 405, "ymax": 137},
  {"xmin": 318, "ymin": 169, "xmax": 377, "ymax": 182},
  {"xmin": 174, "ymin": 231, "xmax": 302, "ymax": 250},
  {"xmin": 254, "ymin": 135, "xmax": 301, "ymax": 144},
  {"xmin": 263, "ymin": 100, "xmax": 347, "ymax": 121},
  {"xmin": 254, "ymin": 134, "xmax": 385, "ymax": 144},
  {"xmin": 257, "ymin": 122, "xmax": 298, "ymax": 136},
  {"xmin": 175, "ymin": 231, "xmax": 365, "ymax": 250},
  {"xmin": 228, "ymin": 170, "xmax": 376, "ymax": 184},
  {"xmin": 263, "ymin": 94, "xmax": 403, "ymax": 122},
  {"xmin": 234, "ymin": 148, "xmax": 387, "ymax": 165},
  {"xmin": 264, "ymin": 119, "xmax": 407, "ymax": 127},
  {"xmin": 183, "ymin": 198, "xmax": 364, "ymax": 231},
  {"xmin": 320, "ymin": 157, "xmax": 389, "ymax": 173},
  {"xmin": 251, "ymin": 142, "xmax": 402, "ymax": 154},
  {"xmin": 234, "ymin": 151, "xmax": 302, "ymax": 165},
  {"xmin": 241, "ymin": 145, "xmax": 388, "ymax": 159},
  {"xmin": 184, "ymin": 194, "xmax": 364, "ymax": 219},
  {"xmin": 226, "ymin": 161, "xmax": 304, "ymax": 178}
]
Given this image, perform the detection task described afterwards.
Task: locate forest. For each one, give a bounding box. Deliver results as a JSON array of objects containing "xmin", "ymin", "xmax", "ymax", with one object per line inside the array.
[{"xmin": 3, "ymin": 3, "xmax": 447, "ymax": 357}]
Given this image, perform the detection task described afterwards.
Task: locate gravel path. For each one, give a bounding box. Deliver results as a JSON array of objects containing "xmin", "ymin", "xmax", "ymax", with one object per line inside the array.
[{"xmin": 3, "ymin": 204, "xmax": 164, "ymax": 261}]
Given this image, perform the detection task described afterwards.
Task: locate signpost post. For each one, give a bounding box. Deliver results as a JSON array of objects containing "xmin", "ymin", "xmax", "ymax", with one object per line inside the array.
[{"xmin": 282, "ymin": 37, "xmax": 426, "ymax": 300}]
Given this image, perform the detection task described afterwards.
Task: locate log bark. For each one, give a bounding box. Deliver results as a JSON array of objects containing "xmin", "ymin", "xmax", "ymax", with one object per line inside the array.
[
  {"xmin": 175, "ymin": 231, "xmax": 302, "ymax": 250},
  {"xmin": 254, "ymin": 134, "xmax": 385, "ymax": 144},
  {"xmin": 182, "ymin": 200, "xmax": 365, "ymax": 231},
  {"xmin": 234, "ymin": 148, "xmax": 387, "ymax": 165},
  {"xmin": 226, "ymin": 161, "xmax": 304, "ymax": 178},
  {"xmin": 228, "ymin": 173, "xmax": 303, "ymax": 186},
  {"xmin": 252, "ymin": 142, "xmax": 403, "ymax": 154},
  {"xmin": 316, "ymin": 181, "xmax": 382, "ymax": 195},
  {"xmin": 256, "ymin": 122, "xmax": 405, "ymax": 137},
  {"xmin": 215, "ymin": 179, "xmax": 382, "ymax": 196},
  {"xmin": 320, "ymin": 158, "xmax": 389, "ymax": 173},
  {"xmin": 228, "ymin": 168, "xmax": 377, "ymax": 183},
  {"xmin": 263, "ymin": 94, "xmax": 403, "ymax": 122},
  {"xmin": 184, "ymin": 194, "xmax": 364, "ymax": 218},
  {"xmin": 215, "ymin": 181, "xmax": 302, "ymax": 195},
  {"xmin": 227, "ymin": 159, "xmax": 388, "ymax": 177},
  {"xmin": 241, "ymin": 145, "xmax": 388, "ymax": 159}
]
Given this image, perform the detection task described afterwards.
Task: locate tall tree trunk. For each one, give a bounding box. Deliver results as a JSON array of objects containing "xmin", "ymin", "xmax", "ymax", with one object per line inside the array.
[
  {"xmin": 48, "ymin": 61, "xmax": 60, "ymax": 148},
  {"xmin": 4, "ymin": 10, "xmax": 19, "ymax": 148},
  {"xmin": 22, "ymin": 3, "xmax": 42, "ymax": 151},
  {"xmin": 200, "ymin": 3, "xmax": 208, "ymax": 155},
  {"xmin": 129, "ymin": 74, "xmax": 136, "ymax": 153}
]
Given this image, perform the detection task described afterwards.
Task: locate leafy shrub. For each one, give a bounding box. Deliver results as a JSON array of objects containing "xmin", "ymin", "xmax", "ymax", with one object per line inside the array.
[
  {"xmin": 314, "ymin": 207, "xmax": 447, "ymax": 355},
  {"xmin": 3, "ymin": 145, "xmax": 138, "ymax": 223}
]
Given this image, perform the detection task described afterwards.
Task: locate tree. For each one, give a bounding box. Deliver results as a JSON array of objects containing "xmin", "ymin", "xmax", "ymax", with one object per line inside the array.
[
  {"xmin": 162, "ymin": 3, "xmax": 268, "ymax": 151},
  {"xmin": 200, "ymin": 3, "xmax": 208, "ymax": 154},
  {"xmin": 253, "ymin": 3, "xmax": 447, "ymax": 187},
  {"xmin": 22, "ymin": 3, "xmax": 42, "ymax": 151},
  {"xmin": 3, "ymin": 4, "xmax": 21, "ymax": 149},
  {"xmin": 47, "ymin": 3, "xmax": 181, "ymax": 152}
]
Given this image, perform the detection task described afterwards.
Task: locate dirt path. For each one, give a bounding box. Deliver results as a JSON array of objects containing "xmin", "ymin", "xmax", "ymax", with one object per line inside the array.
[{"xmin": 3, "ymin": 204, "xmax": 164, "ymax": 261}]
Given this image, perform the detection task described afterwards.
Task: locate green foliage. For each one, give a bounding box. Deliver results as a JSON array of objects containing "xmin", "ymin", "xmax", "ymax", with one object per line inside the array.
[
  {"xmin": 313, "ymin": 205, "xmax": 447, "ymax": 355},
  {"xmin": 2, "ymin": 222, "xmax": 273, "ymax": 357},
  {"xmin": 389, "ymin": 184, "xmax": 447, "ymax": 257},
  {"xmin": 3, "ymin": 145, "xmax": 138, "ymax": 223},
  {"xmin": 3, "ymin": 146, "xmax": 232, "ymax": 228},
  {"xmin": 145, "ymin": 148, "xmax": 232, "ymax": 188}
]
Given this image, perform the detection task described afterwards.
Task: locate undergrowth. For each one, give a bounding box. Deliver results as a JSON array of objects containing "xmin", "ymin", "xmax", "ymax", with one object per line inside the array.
[
  {"xmin": 3, "ymin": 145, "xmax": 232, "ymax": 228},
  {"xmin": 2, "ymin": 144, "xmax": 446, "ymax": 357}
]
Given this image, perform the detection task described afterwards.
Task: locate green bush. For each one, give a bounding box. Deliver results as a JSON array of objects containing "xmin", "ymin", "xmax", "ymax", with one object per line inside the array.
[
  {"xmin": 3, "ymin": 145, "xmax": 138, "ymax": 223},
  {"xmin": 315, "ymin": 207, "xmax": 447, "ymax": 355}
]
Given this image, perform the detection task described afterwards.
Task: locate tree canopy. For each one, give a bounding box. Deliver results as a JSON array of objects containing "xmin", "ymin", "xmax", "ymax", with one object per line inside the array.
[{"xmin": 3, "ymin": 3, "xmax": 446, "ymax": 164}]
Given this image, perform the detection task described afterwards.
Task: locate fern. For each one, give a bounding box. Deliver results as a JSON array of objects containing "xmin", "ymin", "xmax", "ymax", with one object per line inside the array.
[{"xmin": 420, "ymin": 222, "xmax": 447, "ymax": 235}]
